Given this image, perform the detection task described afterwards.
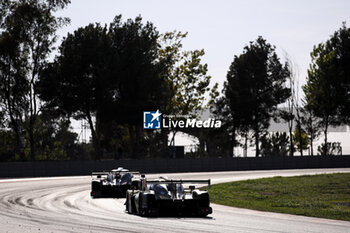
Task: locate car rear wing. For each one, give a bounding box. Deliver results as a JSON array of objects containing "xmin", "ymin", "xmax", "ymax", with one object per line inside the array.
[
  {"xmin": 146, "ymin": 179, "xmax": 211, "ymax": 188},
  {"xmin": 91, "ymin": 171, "xmax": 140, "ymax": 176}
]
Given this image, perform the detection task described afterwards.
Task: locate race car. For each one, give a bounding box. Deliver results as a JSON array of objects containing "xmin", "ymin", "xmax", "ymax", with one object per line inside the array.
[
  {"xmin": 126, "ymin": 176, "xmax": 212, "ymax": 217},
  {"xmin": 90, "ymin": 167, "xmax": 140, "ymax": 198}
]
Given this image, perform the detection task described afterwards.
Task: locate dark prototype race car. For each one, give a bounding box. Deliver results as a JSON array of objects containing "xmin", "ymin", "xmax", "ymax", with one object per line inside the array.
[
  {"xmin": 90, "ymin": 167, "xmax": 140, "ymax": 198},
  {"xmin": 126, "ymin": 177, "xmax": 212, "ymax": 217}
]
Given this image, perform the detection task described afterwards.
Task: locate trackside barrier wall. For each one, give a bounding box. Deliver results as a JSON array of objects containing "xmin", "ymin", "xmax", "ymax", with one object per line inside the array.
[{"xmin": 0, "ymin": 155, "xmax": 350, "ymax": 178}]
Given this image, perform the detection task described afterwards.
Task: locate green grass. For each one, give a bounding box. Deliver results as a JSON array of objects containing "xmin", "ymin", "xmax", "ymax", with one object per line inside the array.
[{"xmin": 204, "ymin": 173, "xmax": 350, "ymax": 221}]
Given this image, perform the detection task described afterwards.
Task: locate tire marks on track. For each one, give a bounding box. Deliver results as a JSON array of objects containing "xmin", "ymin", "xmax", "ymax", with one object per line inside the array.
[{"xmin": 1, "ymin": 169, "xmax": 350, "ymax": 233}]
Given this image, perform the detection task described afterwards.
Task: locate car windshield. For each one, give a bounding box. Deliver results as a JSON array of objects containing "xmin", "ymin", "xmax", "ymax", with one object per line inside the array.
[
  {"xmin": 152, "ymin": 184, "xmax": 170, "ymax": 197},
  {"xmin": 120, "ymin": 173, "xmax": 133, "ymax": 184},
  {"xmin": 107, "ymin": 174, "xmax": 114, "ymax": 182}
]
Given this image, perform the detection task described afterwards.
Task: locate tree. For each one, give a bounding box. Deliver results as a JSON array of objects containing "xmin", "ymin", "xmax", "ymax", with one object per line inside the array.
[
  {"xmin": 0, "ymin": 0, "xmax": 70, "ymax": 160},
  {"xmin": 0, "ymin": 28, "xmax": 28, "ymax": 157},
  {"xmin": 39, "ymin": 23, "xmax": 111, "ymax": 159},
  {"xmin": 279, "ymin": 56, "xmax": 297, "ymax": 156},
  {"xmin": 158, "ymin": 31, "xmax": 212, "ymax": 157},
  {"xmin": 304, "ymin": 47, "xmax": 337, "ymax": 155},
  {"xmin": 30, "ymin": 108, "xmax": 78, "ymax": 160},
  {"xmin": 292, "ymin": 126, "xmax": 309, "ymax": 153},
  {"xmin": 108, "ymin": 16, "xmax": 171, "ymax": 158},
  {"xmin": 325, "ymin": 23, "xmax": 350, "ymax": 124},
  {"xmin": 0, "ymin": 129, "xmax": 16, "ymax": 161},
  {"xmin": 301, "ymin": 101, "xmax": 321, "ymax": 156},
  {"xmin": 303, "ymin": 24, "xmax": 350, "ymax": 155},
  {"xmin": 208, "ymin": 84, "xmax": 235, "ymax": 157},
  {"xmin": 317, "ymin": 142, "xmax": 342, "ymax": 156},
  {"xmin": 225, "ymin": 59, "xmax": 254, "ymax": 157},
  {"xmin": 225, "ymin": 37, "xmax": 290, "ymax": 157},
  {"xmin": 295, "ymin": 96, "xmax": 307, "ymax": 157},
  {"xmin": 159, "ymin": 32, "xmax": 211, "ymax": 116},
  {"xmin": 260, "ymin": 132, "xmax": 289, "ymax": 157},
  {"xmin": 39, "ymin": 16, "xmax": 171, "ymax": 159}
]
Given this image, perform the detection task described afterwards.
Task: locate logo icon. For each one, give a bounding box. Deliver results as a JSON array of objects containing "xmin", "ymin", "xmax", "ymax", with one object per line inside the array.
[{"xmin": 143, "ymin": 110, "xmax": 162, "ymax": 129}]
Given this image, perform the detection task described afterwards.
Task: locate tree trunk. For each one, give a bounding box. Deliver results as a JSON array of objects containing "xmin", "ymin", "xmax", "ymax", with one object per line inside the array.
[
  {"xmin": 324, "ymin": 118, "xmax": 329, "ymax": 156},
  {"xmin": 309, "ymin": 119, "xmax": 314, "ymax": 156},
  {"xmin": 86, "ymin": 111, "xmax": 101, "ymax": 160},
  {"xmin": 29, "ymin": 91, "xmax": 36, "ymax": 161},
  {"xmin": 128, "ymin": 124, "xmax": 135, "ymax": 158},
  {"xmin": 244, "ymin": 133, "xmax": 248, "ymax": 157},
  {"xmin": 198, "ymin": 133, "xmax": 206, "ymax": 157},
  {"xmin": 28, "ymin": 66, "xmax": 40, "ymax": 160},
  {"xmin": 161, "ymin": 128, "xmax": 169, "ymax": 157},
  {"xmin": 255, "ymin": 127, "xmax": 260, "ymax": 157},
  {"xmin": 4, "ymin": 63, "xmax": 23, "ymax": 158},
  {"xmin": 169, "ymin": 129, "xmax": 176, "ymax": 158},
  {"xmin": 231, "ymin": 125, "xmax": 236, "ymax": 157},
  {"xmin": 289, "ymin": 126, "xmax": 293, "ymax": 156},
  {"xmin": 135, "ymin": 125, "xmax": 143, "ymax": 158},
  {"xmin": 14, "ymin": 123, "xmax": 22, "ymax": 155},
  {"xmin": 297, "ymin": 121, "xmax": 303, "ymax": 156},
  {"xmin": 7, "ymin": 99, "xmax": 22, "ymax": 156},
  {"xmin": 29, "ymin": 119, "xmax": 35, "ymax": 160}
]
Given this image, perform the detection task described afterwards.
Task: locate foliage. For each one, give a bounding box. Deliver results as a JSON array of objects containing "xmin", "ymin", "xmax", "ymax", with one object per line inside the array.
[
  {"xmin": 292, "ymin": 126, "xmax": 309, "ymax": 152},
  {"xmin": 158, "ymin": 31, "xmax": 213, "ymax": 157},
  {"xmin": 317, "ymin": 142, "xmax": 342, "ymax": 156},
  {"xmin": 260, "ymin": 132, "xmax": 289, "ymax": 157},
  {"xmin": 0, "ymin": 129, "xmax": 16, "ymax": 161},
  {"xmin": 0, "ymin": 0, "xmax": 70, "ymax": 160},
  {"xmin": 159, "ymin": 31, "xmax": 211, "ymax": 117},
  {"xmin": 108, "ymin": 16, "xmax": 170, "ymax": 125},
  {"xmin": 39, "ymin": 23, "xmax": 110, "ymax": 159},
  {"xmin": 303, "ymin": 23, "xmax": 350, "ymax": 155},
  {"xmin": 279, "ymin": 56, "xmax": 296, "ymax": 156},
  {"xmin": 0, "ymin": 10, "xmax": 29, "ymax": 157},
  {"xmin": 2, "ymin": 4, "xmax": 348, "ymax": 160},
  {"xmin": 224, "ymin": 37, "xmax": 290, "ymax": 157},
  {"xmin": 324, "ymin": 23, "xmax": 350, "ymax": 124},
  {"xmin": 40, "ymin": 17, "xmax": 212, "ymax": 159},
  {"xmin": 49, "ymin": 141, "xmax": 69, "ymax": 160},
  {"xmin": 2, "ymin": 10, "xmax": 214, "ymax": 160},
  {"xmin": 210, "ymin": 100, "xmax": 235, "ymax": 157},
  {"xmin": 301, "ymin": 103, "xmax": 321, "ymax": 156},
  {"xmin": 200, "ymin": 83, "xmax": 235, "ymax": 158}
]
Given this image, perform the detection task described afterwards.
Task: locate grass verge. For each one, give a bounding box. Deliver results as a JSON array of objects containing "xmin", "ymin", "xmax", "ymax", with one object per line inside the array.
[{"xmin": 205, "ymin": 173, "xmax": 350, "ymax": 221}]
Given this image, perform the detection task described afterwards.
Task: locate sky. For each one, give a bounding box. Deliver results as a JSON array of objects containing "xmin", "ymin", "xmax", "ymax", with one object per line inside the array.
[{"xmin": 55, "ymin": 0, "xmax": 350, "ymax": 93}]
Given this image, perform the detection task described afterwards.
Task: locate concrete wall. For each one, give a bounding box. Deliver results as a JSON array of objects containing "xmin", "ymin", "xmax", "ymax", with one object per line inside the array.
[{"xmin": 1, "ymin": 155, "xmax": 350, "ymax": 178}]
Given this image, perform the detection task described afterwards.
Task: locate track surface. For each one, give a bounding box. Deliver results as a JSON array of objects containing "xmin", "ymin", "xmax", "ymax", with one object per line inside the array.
[{"xmin": 0, "ymin": 168, "xmax": 350, "ymax": 233}]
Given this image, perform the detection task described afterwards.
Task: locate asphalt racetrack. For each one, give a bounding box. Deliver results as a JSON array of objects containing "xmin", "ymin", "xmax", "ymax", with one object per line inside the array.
[{"xmin": 1, "ymin": 168, "xmax": 350, "ymax": 233}]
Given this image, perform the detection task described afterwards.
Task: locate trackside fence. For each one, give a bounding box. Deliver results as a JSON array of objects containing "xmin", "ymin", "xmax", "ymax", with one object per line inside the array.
[{"xmin": 0, "ymin": 155, "xmax": 350, "ymax": 178}]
